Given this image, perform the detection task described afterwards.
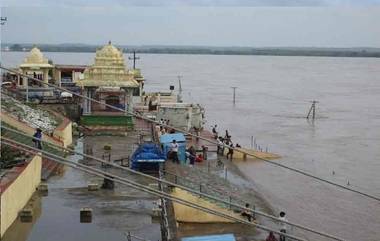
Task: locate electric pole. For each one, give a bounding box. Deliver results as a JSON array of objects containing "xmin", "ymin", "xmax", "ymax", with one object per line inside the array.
[
  {"xmin": 231, "ymin": 86, "xmax": 237, "ymax": 105},
  {"xmin": 128, "ymin": 51, "xmax": 140, "ymax": 69},
  {"xmin": 306, "ymin": 100, "xmax": 319, "ymax": 120}
]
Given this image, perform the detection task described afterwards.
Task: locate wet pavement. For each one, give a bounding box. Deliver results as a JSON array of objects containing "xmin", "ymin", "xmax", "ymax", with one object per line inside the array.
[{"xmin": 3, "ymin": 135, "xmax": 162, "ymax": 241}]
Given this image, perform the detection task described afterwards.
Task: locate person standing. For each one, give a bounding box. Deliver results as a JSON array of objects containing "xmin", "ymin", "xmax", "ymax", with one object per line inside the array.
[
  {"xmin": 212, "ymin": 125, "xmax": 218, "ymax": 139},
  {"xmin": 278, "ymin": 211, "xmax": 288, "ymax": 241},
  {"xmin": 226, "ymin": 143, "xmax": 234, "ymax": 160},
  {"xmin": 217, "ymin": 137, "xmax": 223, "ymax": 154},
  {"xmin": 187, "ymin": 146, "xmax": 196, "ymax": 166},
  {"xmin": 266, "ymin": 232, "xmax": 278, "ymax": 241},
  {"xmin": 201, "ymin": 145, "xmax": 208, "ymax": 160},
  {"xmin": 33, "ymin": 128, "xmax": 42, "ymax": 150},
  {"xmin": 170, "ymin": 140, "xmax": 179, "ymax": 164}
]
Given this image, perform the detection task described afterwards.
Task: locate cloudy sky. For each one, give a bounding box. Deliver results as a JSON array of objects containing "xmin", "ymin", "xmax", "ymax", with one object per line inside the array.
[{"xmin": 1, "ymin": 0, "xmax": 380, "ymax": 47}]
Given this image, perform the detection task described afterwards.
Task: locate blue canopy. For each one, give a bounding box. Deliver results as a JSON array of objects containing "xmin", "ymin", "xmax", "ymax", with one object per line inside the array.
[
  {"xmin": 181, "ymin": 234, "xmax": 236, "ymax": 241},
  {"xmin": 131, "ymin": 143, "xmax": 166, "ymax": 163},
  {"xmin": 159, "ymin": 133, "xmax": 186, "ymax": 143}
]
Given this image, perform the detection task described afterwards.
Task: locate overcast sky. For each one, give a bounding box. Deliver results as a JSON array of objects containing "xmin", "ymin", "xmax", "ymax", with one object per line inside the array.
[{"xmin": 1, "ymin": 0, "xmax": 380, "ymax": 47}]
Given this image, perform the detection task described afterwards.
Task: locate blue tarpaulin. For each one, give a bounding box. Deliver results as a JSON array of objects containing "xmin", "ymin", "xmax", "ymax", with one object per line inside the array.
[
  {"xmin": 181, "ymin": 234, "xmax": 236, "ymax": 241},
  {"xmin": 131, "ymin": 143, "xmax": 166, "ymax": 172},
  {"xmin": 159, "ymin": 133, "xmax": 186, "ymax": 143},
  {"xmin": 159, "ymin": 133, "xmax": 187, "ymax": 163}
]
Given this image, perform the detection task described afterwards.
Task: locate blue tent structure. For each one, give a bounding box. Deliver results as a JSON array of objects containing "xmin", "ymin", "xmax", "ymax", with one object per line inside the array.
[
  {"xmin": 159, "ymin": 133, "xmax": 187, "ymax": 164},
  {"xmin": 130, "ymin": 143, "xmax": 166, "ymax": 173},
  {"xmin": 181, "ymin": 234, "xmax": 236, "ymax": 241}
]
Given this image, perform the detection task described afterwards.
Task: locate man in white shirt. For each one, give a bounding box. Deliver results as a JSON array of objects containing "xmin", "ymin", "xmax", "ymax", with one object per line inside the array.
[
  {"xmin": 170, "ymin": 140, "xmax": 179, "ymax": 164},
  {"xmin": 278, "ymin": 211, "xmax": 287, "ymax": 241}
]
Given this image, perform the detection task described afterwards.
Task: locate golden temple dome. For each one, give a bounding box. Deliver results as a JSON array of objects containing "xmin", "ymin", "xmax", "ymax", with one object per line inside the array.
[
  {"xmin": 96, "ymin": 41, "xmax": 123, "ymax": 59},
  {"xmin": 80, "ymin": 41, "xmax": 139, "ymax": 88},
  {"xmin": 23, "ymin": 47, "xmax": 49, "ymax": 64}
]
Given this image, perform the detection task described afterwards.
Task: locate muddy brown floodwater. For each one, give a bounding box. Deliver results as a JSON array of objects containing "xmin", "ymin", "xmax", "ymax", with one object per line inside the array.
[{"xmin": 3, "ymin": 52, "xmax": 380, "ymax": 241}]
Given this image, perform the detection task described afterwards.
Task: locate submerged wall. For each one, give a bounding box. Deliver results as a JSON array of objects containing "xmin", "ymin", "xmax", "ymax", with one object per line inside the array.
[
  {"xmin": 0, "ymin": 155, "xmax": 42, "ymax": 237},
  {"xmin": 171, "ymin": 188, "xmax": 240, "ymax": 223}
]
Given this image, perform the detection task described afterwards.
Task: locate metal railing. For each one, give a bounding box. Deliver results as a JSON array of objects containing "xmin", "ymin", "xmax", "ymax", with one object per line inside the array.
[
  {"xmin": 2, "ymin": 138, "xmax": 311, "ymax": 241},
  {"xmin": 0, "ymin": 126, "xmax": 346, "ymax": 241}
]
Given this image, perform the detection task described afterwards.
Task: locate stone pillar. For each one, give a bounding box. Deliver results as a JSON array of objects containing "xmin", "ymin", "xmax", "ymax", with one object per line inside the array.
[
  {"xmin": 57, "ymin": 69, "xmax": 62, "ymax": 87},
  {"xmin": 187, "ymin": 106, "xmax": 193, "ymax": 131},
  {"xmin": 43, "ymin": 68, "xmax": 49, "ymax": 87},
  {"xmin": 127, "ymin": 89, "xmax": 133, "ymax": 113},
  {"xmin": 83, "ymin": 88, "xmax": 89, "ymax": 114},
  {"xmin": 88, "ymin": 89, "xmax": 92, "ymax": 114},
  {"xmin": 124, "ymin": 93, "xmax": 128, "ymax": 112},
  {"xmin": 22, "ymin": 69, "xmax": 28, "ymax": 88}
]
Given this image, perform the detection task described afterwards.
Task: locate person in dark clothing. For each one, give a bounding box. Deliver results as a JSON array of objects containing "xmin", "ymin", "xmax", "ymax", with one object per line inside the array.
[
  {"xmin": 225, "ymin": 130, "xmax": 230, "ymax": 139},
  {"xmin": 226, "ymin": 143, "xmax": 234, "ymax": 160},
  {"xmin": 266, "ymin": 232, "xmax": 278, "ymax": 241},
  {"xmin": 241, "ymin": 203, "xmax": 253, "ymax": 222},
  {"xmin": 212, "ymin": 125, "xmax": 218, "ymax": 139},
  {"xmin": 278, "ymin": 211, "xmax": 287, "ymax": 241},
  {"xmin": 33, "ymin": 128, "xmax": 42, "ymax": 150},
  {"xmin": 187, "ymin": 146, "xmax": 196, "ymax": 165}
]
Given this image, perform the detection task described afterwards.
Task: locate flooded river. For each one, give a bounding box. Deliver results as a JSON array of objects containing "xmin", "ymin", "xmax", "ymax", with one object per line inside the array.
[{"xmin": 3, "ymin": 52, "xmax": 380, "ymax": 241}]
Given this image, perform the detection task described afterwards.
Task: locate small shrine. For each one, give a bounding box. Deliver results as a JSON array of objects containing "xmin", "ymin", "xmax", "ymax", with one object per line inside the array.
[
  {"xmin": 79, "ymin": 41, "xmax": 140, "ymax": 115},
  {"xmin": 17, "ymin": 46, "xmax": 53, "ymax": 88}
]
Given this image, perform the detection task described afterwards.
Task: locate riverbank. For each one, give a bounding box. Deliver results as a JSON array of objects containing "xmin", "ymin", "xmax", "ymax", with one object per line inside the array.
[{"xmin": 4, "ymin": 46, "xmax": 380, "ymax": 58}]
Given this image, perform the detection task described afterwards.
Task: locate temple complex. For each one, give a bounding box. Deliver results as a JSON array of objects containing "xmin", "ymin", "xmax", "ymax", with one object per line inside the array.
[
  {"xmin": 8, "ymin": 46, "xmax": 85, "ymax": 96},
  {"xmin": 79, "ymin": 41, "xmax": 141, "ymax": 115}
]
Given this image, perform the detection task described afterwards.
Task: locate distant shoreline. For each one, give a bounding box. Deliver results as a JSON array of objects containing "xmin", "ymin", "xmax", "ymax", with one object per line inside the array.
[{"xmin": 3, "ymin": 44, "xmax": 380, "ymax": 58}]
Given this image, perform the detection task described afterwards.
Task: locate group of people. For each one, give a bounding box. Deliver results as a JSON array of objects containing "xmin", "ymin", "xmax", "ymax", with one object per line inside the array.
[
  {"xmin": 265, "ymin": 211, "xmax": 288, "ymax": 241},
  {"xmin": 169, "ymin": 139, "xmax": 206, "ymax": 165},
  {"xmin": 240, "ymin": 204, "xmax": 288, "ymax": 241},
  {"xmin": 157, "ymin": 119, "xmax": 176, "ymax": 137},
  {"xmin": 212, "ymin": 125, "xmax": 241, "ymax": 160}
]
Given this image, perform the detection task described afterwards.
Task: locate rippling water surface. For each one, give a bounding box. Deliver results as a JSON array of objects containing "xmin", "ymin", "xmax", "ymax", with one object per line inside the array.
[{"xmin": 3, "ymin": 52, "xmax": 380, "ymax": 241}]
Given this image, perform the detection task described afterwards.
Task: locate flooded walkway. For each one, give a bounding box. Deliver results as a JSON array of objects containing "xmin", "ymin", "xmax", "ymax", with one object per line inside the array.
[{"xmin": 3, "ymin": 135, "xmax": 162, "ymax": 241}]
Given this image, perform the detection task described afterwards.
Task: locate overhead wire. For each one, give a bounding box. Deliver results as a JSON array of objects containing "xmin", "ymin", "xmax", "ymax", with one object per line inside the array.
[
  {"xmin": 1, "ymin": 65, "xmax": 379, "ymax": 203},
  {"xmin": 1, "ymin": 137, "xmax": 310, "ymax": 241},
  {"xmin": 0, "ymin": 125, "xmax": 346, "ymax": 241}
]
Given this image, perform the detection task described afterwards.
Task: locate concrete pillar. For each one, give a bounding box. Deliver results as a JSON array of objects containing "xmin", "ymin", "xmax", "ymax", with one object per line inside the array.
[
  {"xmin": 88, "ymin": 89, "xmax": 92, "ymax": 114},
  {"xmin": 83, "ymin": 88, "xmax": 89, "ymax": 114},
  {"xmin": 187, "ymin": 106, "xmax": 193, "ymax": 131},
  {"xmin": 43, "ymin": 69, "xmax": 49, "ymax": 87},
  {"xmin": 57, "ymin": 69, "xmax": 62, "ymax": 87},
  {"xmin": 22, "ymin": 69, "xmax": 28, "ymax": 87},
  {"xmin": 127, "ymin": 89, "xmax": 133, "ymax": 113},
  {"xmin": 124, "ymin": 93, "xmax": 128, "ymax": 111}
]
